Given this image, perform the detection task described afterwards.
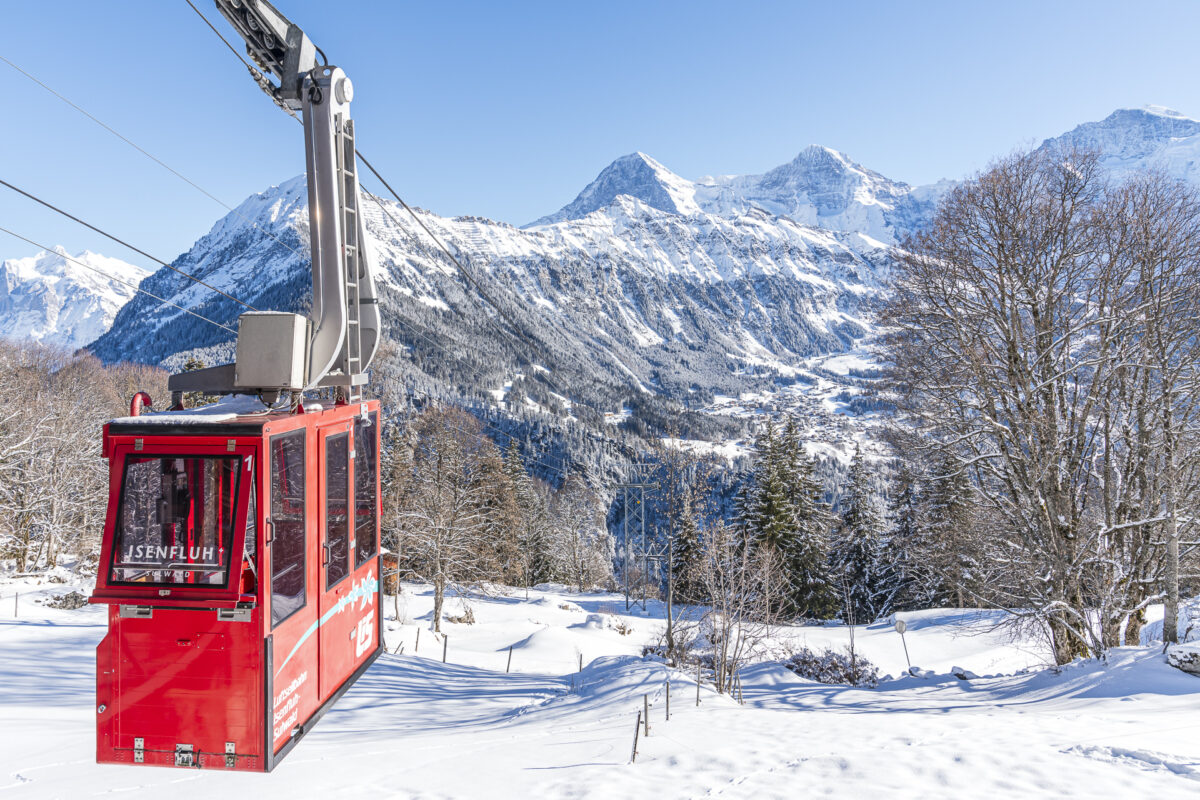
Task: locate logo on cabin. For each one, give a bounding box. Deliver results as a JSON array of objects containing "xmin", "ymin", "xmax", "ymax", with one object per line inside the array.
[{"xmin": 122, "ymin": 545, "xmax": 215, "ymax": 562}]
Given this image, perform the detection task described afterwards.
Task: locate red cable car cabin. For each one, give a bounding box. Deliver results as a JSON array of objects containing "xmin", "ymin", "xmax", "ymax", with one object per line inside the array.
[{"xmin": 90, "ymin": 396, "xmax": 383, "ymax": 771}]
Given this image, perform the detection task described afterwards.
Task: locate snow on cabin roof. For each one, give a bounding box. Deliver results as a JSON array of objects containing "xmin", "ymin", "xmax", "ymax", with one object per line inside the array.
[{"xmin": 108, "ymin": 394, "xmax": 276, "ymax": 426}]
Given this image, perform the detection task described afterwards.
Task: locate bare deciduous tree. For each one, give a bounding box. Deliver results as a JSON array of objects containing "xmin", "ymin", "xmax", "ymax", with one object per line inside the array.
[
  {"xmin": 695, "ymin": 520, "xmax": 783, "ymax": 693},
  {"xmin": 884, "ymin": 148, "xmax": 1200, "ymax": 663}
]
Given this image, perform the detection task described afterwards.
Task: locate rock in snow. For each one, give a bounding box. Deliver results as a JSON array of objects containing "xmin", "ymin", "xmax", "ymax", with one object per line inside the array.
[{"xmin": 1165, "ymin": 643, "xmax": 1200, "ymax": 677}]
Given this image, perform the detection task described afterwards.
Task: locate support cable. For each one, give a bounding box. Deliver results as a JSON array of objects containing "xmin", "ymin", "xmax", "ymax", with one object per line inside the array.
[
  {"xmin": 179, "ymin": 2, "xmax": 578, "ymax": 469},
  {"xmin": 183, "ymin": 0, "xmax": 248, "ymax": 65},
  {"xmin": 179, "ymin": 0, "xmax": 560, "ymax": 376},
  {"xmin": 0, "ymin": 226, "xmax": 237, "ymax": 334},
  {"xmin": 0, "ymin": 177, "xmax": 256, "ymax": 311},
  {"xmin": 0, "ymin": 53, "xmax": 310, "ymax": 265},
  {"xmin": 355, "ymin": 153, "xmax": 559, "ymax": 375}
]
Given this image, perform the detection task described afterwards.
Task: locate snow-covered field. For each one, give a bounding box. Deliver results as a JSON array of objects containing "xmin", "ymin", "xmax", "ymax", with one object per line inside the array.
[{"xmin": 2, "ymin": 577, "xmax": 1199, "ymax": 798}]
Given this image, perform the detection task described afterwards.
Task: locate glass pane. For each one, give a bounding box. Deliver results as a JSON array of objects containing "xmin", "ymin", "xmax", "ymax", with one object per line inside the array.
[
  {"xmin": 354, "ymin": 413, "xmax": 378, "ymax": 568},
  {"xmin": 271, "ymin": 430, "xmax": 306, "ymax": 627},
  {"xmin": 110, "ymin": 456, "xmax": 240, "ymax": 586},
  {"xmin": 325, "ymin": 432, "xmax": 351, "ymax": 587}
]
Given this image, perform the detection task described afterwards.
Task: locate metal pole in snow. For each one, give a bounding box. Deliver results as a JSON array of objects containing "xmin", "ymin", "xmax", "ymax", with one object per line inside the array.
[
  {"xmin": 666, "ymin": 680, "xmax": 670, "ymax": 721},
  {"xmin": 696, "ymin": 663, "xmax": 701, "ymax": 706},
  {"xmin": 442, "ymin": 635, "xmax": 448, "ymax": 664},
  {"xmin": 506, "ymin": 645, "xmax": 513, "ymax": 673},
  {"xmin": 415, "ymin": 627, "xmax": 420, "ymax": 652},
  {"xmin": 578, "ymin": 653, "xmax": 583, "ymax": 672},
  {"xmin": 643, "ymin": 694, "xmax": 650, "ymax": 736},
  {"xmin": 13, "ymin": 593, "xmax": 17, "ymax": 618},
  {"xmin": 630, "ymin": 710, "xmax": 641, "ymax": 763},
  {"xmin": 895, "ymin": 619, "xmax": 912, "ymax": 672}
]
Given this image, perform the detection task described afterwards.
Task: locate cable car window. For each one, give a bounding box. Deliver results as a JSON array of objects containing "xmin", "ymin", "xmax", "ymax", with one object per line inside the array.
[
  {"xmin": 354, "ymin": 413, "xmax": 378, "ymax": 568},
  {"xmin": 325, "ymin": 432, "xmax": 351, "ymax": 587},
  {"xmin": 241, "ymin": 482, "xmax": 257, "ymax": 594},
  {"xmin": 109, "ymin": 456, "xmax": 241, "ymax": 586},
  {"xmin": 270, "ymin": 430, "xmax": 306, "ymax": 627}
]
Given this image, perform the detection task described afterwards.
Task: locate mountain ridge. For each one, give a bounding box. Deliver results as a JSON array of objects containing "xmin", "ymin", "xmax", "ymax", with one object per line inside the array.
[{"xmin": 0, "ymin": 247, "xmax": 147, "ymax": 351}]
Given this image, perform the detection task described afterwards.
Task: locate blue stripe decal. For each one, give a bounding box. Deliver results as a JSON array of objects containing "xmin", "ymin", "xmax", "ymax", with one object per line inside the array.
[{"xmin": 275, "ymin": 570, "xmax": 378, "ymax": 677}]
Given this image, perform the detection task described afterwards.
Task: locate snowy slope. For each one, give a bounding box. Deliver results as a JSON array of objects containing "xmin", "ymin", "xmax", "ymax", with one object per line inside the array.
[
  {"xmin": 3, "ymin": 579, "xmax": 1198, "ymax": 798},
  {"xmin": 0, "ymin": 247, "xmax": 147, "ymax": 351},
  {"xmin": 692, "ymin": 145, "xmax": 940, "ymax": 244}
]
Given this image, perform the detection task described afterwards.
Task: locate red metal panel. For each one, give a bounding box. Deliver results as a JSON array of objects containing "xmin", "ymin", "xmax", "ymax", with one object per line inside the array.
[
  {"xmin": 105, "ymin": 608, "xmax": 262, "ymax": 769},
  {"xmin": 93, "ymin": 400, "xmax": 383, "ymax": 772}
]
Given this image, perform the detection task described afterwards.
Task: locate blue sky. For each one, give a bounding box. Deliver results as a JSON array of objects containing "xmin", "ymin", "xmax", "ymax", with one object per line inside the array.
[{"xmin": 2, "ymin": 0, "xmax": 1200, "ymax": 265}]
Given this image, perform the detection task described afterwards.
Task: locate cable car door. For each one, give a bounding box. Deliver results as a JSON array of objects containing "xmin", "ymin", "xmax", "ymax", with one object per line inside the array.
[{"xmin": 317, "ymin": 423, "xmax": 355, "ymax": 700}]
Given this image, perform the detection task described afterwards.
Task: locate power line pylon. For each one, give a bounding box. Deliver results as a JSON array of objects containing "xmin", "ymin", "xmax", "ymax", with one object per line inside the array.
[{"xmin": 617, "ymin": 464, "xmax": 659, "ymax": 611}]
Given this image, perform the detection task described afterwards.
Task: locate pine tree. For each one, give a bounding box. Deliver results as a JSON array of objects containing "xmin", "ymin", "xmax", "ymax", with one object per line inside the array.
[
  {"xmin": 878, "ymin": 461, "xmax": 922, "ymax": 611},
  {"xmin": 671, "ymin": 492, "xmax": 705, "ymax": 603},
  {"xmin": 475, "ymin": 448, "xmax": 523, "ymax": 584},
  {"xmin": 921, "ymin": 453, "xmax": 976, "ymax": 608},
  {"xmin": 503, "ymin": 440, "xmax": 552, "ymax": 587},
  {"xmin": 777, "ymin": 418, "xmax": 838, "ymax": 619},
  {"xmin": 740, "ymin": 418, "xmax": 837, "ymax": 619},
  {"xmin": 831, "ymin": 448, "xmax": 887, "ymax": 623}
]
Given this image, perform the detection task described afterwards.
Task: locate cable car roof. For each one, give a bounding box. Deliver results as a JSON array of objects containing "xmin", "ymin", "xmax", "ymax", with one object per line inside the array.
[{"xmin": 108, "ymin": 394, "xmax": 295, "ymax": 436}]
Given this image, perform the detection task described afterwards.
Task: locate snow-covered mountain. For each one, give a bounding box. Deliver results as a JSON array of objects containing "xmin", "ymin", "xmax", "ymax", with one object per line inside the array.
[
  {"xmin": 530, "ymin": 152, "xmax": 704, "ymax": 224},
  {"xmin": 1039, "ymin": 105, "xmax": 1200, "ymax": 182},
  {"xmin": 80, "ymin": 106, "xmax": 1200, "ymax": 467},
  {"xmin": 0, "ymin": 247, "xmax": 147, "ymax": 351},
  {"xmin": 532, "ymin": 147, "xmax": 940, "ymax": 245},
  {"xmin": 91, "ymin": 172, "xmax": 890, "ymax": 448}
]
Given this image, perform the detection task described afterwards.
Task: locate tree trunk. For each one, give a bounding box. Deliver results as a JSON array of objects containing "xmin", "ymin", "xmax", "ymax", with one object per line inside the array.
[
  {"xmin": 1049, "ymin": 614, "xmax": 1088, "ymax": 666},
  {"xmin": 432, "ymin": 580, "xmax": 445, "ymax": 633},
  {"xmin": 1164, "ymin": 447, "xmax": 1180, "ymax": 645}
]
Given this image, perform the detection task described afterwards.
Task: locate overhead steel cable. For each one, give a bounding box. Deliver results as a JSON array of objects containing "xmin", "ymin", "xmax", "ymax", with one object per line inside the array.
[
  {"xmin": 354, "ymin": 154, "xmax": 562, "ymax": 378},
  {"xmin": 183, "ymin": 0, "xmax": 249, "ymax": 65},
  {"xmin": 0, "ymin": 53, "xmax": 310, "ymax": 265},
  {"xmin": 0, "ymin": 226, "xmax": 237, "ymax": 334},
  {"xmin": 178, "ymin": 0, "xmax": 562, "ymax": 378},
  {"xmin": 0, "ymin": 177, "xmax": 256, "ymax": 311},
  {"xmin": 178, "ymin": 0, "xmax": 580, "ymax": 475}
]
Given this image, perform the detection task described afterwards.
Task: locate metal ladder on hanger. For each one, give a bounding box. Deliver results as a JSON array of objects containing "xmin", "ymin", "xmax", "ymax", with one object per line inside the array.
[{"xmin": 336, "ymin": 114, "xmax": 363, "ymax": 403}]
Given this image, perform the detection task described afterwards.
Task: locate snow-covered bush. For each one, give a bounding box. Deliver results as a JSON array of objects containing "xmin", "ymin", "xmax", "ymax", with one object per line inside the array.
[
  {"xmin": 43, "ymin": 591, "xmax": 88, "ymax": 610},
  {"xmin": 445, "ymin": 605, "xmax": 476, "ymax": 625},
  {"xmin": 783, "ymin": 646, "xmax": 880, "ymax": 688}
]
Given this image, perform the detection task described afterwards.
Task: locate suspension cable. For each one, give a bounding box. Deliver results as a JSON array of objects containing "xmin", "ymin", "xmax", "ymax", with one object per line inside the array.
[
  {"xmin": 357, "ymin": 175, "xmax": 560, "ymax": 383},
  {"xmin": 0, "ymin": 53, "xmax": 310, "ymax": 265},
  {"xmin": 178, "ymin": 0, "xmax": 559, "ymax": 374},
  {"xmin": 0, "ymin": 178, "xmax": 256, "ymax": 311},
  {"xmin": 183, "ymin": 0, "xmax": 248, "ymax": 65},
  {"xmin": 0, "ymin": 226, "xmax": 237, "ymax": 334},
  {"xmin": 178, "ymin": 0, "xmax": 574, "ymax": 461}
]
